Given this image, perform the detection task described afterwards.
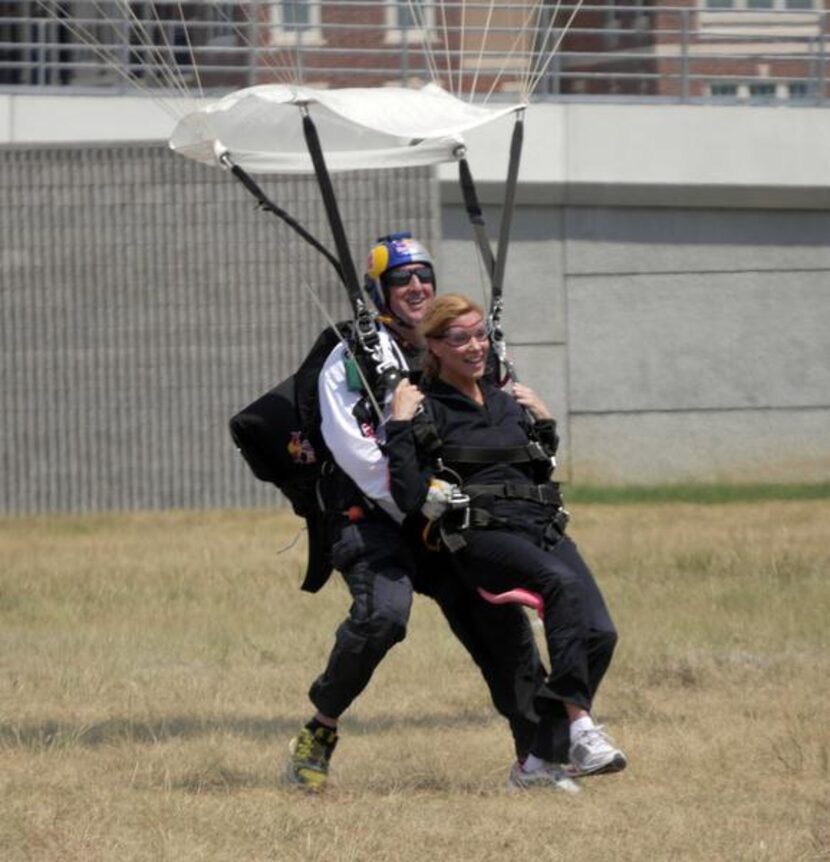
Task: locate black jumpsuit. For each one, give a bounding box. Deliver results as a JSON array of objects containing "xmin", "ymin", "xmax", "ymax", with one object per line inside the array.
[
  {"xmin": 306, "ymin": 337, "xmax": 560, "ymax": 762},
  {"xmin": 385, "ymin": 378, "xmax": 618, "ymax": 734}
]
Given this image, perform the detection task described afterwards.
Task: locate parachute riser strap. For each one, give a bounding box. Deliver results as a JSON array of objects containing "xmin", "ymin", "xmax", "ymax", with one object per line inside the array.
[
  {"xmin": 456, "ymin": 147, "xmax": 495, "ymax": 281},
  {"xmin": 490, "ymin": 111, "xmax": 526, "ymax": 385},
  {"xmin": 217, "ymin": 151, "xmax": 343, "ymax": 283},
  {"xmin": 299, "ymin": 108, "xmax": 401, "ymax": 399},
  {"xmin": 491, "ymin": 110, "xmax": 525, "ymax": 306},
  {"xmin": 299, "ymin": 108, "xmax": 364, "ymax": 315}
]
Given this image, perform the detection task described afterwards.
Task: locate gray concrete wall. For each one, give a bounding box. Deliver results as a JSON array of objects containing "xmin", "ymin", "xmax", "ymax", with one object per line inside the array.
[
  {"xmin": 435, "ymin": 101, "xmax": 830, "ymax": 487},
  {"xmin": 440, "ymin": 201, "xmax": 830, "ymax": 485},
  {"xmin": 3, "ymin": 97, "xmax": 829, "ymax": 503},
  {"xmin": 0, "ymin": 143, "xmax": 438, "ymax": 515}
]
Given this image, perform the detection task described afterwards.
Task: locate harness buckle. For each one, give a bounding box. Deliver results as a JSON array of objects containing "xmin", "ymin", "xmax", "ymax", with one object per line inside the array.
[{"xmin": 446, "ymin": 488, "xmax": 471, "ymax": 530}]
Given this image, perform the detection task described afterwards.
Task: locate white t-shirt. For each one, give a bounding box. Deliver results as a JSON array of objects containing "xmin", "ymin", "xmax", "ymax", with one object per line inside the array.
[{"xmin": 318, "ymin": 327, "xmax": 409, "ymax": 524}]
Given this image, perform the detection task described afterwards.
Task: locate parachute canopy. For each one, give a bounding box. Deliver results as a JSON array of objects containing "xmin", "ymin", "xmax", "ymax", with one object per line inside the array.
[{"xmin": 169, "ymin": 83, "xmax": 524, "ymax": 174}]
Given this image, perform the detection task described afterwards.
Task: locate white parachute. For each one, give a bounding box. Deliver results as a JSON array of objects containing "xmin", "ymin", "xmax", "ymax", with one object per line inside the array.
[
  {"xmin": 37, "ymin": 1, "xmax": 583, "ymax": 174},
  {"xmin": 168, "ymin": 82, "xmax": 523, "ymax": 175},
  {"xmin": 35, "ymin": 0, "xmax": 584, "ymax": 372}
]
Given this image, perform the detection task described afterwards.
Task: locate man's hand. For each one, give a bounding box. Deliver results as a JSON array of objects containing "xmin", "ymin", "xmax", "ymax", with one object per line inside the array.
[
  {"xmin": 391, "ymin": 378, "xmax": 425, "ymax": 421},
  {"xmin": 512, "ymin": 383, "xmax": 553, "ymax": 420}
]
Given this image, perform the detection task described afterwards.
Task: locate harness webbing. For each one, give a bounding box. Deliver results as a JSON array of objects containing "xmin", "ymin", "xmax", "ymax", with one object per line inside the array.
[
  {"xmin": 463, "ymin": 482, "xmax": 562, "ymax": 506},
  {"xmin": 440, "ymin": 444, "xmax": 540, "ymax": 464}
]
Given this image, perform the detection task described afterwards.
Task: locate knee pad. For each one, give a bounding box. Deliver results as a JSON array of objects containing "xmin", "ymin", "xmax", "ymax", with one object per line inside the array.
[{"xmin": 366, "ymin": 612, "xmax": 408, "ymax": 651}]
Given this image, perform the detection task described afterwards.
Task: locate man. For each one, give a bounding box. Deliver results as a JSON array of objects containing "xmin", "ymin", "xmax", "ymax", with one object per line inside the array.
[{"xmin": 286, "ymin": 233, "xmax": 578, "ymax": 793}]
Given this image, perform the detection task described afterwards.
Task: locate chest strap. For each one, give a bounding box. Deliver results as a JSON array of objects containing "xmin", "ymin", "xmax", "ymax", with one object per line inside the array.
[
  {"xmin": 463, "ymin": 482, "xmax": 562, "ymax": 506},
  {"xmin": 440, "ymin": 443, "xmax": 546, "ymax": 464}
]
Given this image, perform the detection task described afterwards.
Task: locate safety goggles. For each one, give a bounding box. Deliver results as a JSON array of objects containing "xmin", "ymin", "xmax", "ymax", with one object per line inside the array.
[
  {"xmin": 381, "ymin": 265, "xmax": 435, "ymax": 289},
  {"xmin": 435, "ymin": 324, "xmax": 491, "ymax": 348}
]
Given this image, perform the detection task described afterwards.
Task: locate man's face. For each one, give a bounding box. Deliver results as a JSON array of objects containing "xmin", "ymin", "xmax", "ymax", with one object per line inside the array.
[{"xmin": 384, "ymin": 263, "xmax": 436, "ymax": 328}]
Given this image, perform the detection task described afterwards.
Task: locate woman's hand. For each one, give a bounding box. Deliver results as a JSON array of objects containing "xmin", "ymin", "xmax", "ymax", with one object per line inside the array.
[
  {"xmin": 391, "ymin": 378, "xmax": 425, "ymax": 421},
  {"xmin": 512, "ymin": 383, "xmax": 553, "ymax": 420}
]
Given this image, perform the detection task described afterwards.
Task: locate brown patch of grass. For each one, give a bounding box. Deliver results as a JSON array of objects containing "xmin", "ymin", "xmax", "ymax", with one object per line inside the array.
[{"xmin": 1, "ymin": 502, "xmax": 828, "ymax": 860}]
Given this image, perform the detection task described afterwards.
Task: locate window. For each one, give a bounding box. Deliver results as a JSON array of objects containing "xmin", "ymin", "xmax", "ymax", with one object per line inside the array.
[
  {"xmin": 748, "ymin": 82, "xmax": 777, "ymax": 100},
  {"xmin": 710, "ymin": 83, "xmax": 739, "ymax": 98},
  {"xmin": 787, "ymin": 82, "xmax": 817, "ymax": 100},
  {"xmin": 385, "ymin": 0, "xmax": 435, "ymax": 44},
  {"xmin": 271, "ymin": 0, "xmax": 323, "ymax": 45}
]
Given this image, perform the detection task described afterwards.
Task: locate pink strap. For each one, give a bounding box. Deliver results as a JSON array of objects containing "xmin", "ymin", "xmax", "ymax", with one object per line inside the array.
[{"xmin": 477, "ymin": 587, "xmax": 544, "ymax": 618}]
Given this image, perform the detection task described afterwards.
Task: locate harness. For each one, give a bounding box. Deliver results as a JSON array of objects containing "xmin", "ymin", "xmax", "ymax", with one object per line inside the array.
[{"xmin": 411, "ymin": 409, "xmax": 568, "ymax": 553}]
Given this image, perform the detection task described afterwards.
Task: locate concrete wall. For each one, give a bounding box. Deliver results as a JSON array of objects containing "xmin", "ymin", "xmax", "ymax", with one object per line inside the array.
[
  {"xmin": 0, "ymin": 142, "xmax": 438, "ymax": 515},
  {"xmin": 438, "ymin": 103, "xmax": 830, "ymax": 485},
  {"xmin": 440, "ymin": 199, "xmax": 830, "ymax": 485},
  {"xmin": 2, "ymin": 95, "xmax": 829, "ymax": 504}
]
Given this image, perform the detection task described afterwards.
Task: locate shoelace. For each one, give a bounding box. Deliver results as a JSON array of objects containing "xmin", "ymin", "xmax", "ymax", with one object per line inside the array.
[
  {"xmin": 295, "ymin": 731, "xmax": 319, "ymax": 760},
  {"xmin": 579, "ymin": 725, "xmax": 616, "ymax": 749}
]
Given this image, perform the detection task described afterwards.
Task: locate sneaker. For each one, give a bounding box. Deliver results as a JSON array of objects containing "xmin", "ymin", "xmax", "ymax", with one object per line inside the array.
[
  {"xmin": 507, "ymin": 759, "xmax": 580, "ymax": 794},
  {"xmin": 286, "ymin": 725, "xmax": 338, "ymax": 792},
  {"xmin": 568, "ymin": 725, "xmax": 627, "ymax": 777}
]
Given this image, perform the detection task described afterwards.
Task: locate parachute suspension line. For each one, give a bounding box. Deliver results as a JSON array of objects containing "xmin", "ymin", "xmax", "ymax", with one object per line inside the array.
[
  {"xmin": 199, "ymin": 2, "xmax": 296, "ymax": 87},
  {"xmin": 405, "ymin": 0, "xmax": 440, "ymax": 87},
  {"xmin": 456, "ymin": 0, "xmax": 468, "ymax": 99},
  {"xmin": 217, "ymin": 151, "xmax": 344, "ymax": 283},
  {"xmin": 520, "ymin": 0, "xmax": 551, "ymax": 99},
  {"xmin": 456, "ymin": 150, "xmax": 495, "ymax": 281},
  {"xmin": 173, "ymin": 0, "xmax": 204, "ymax": 99},
  {"xmin": 232, "ymin": 4, "xmax": 294, "ymax": 86},
  {"xmin": 482, "ymin": 1, "xmax": 545, "ymax": 104},
  {"xmin": 436, "ymin": 0, "xmax": 455, "ymax": 93},
  {"xmin": 526, "ymin": 0, "xmax": 587, "ymax": 96},
  {"xmin": 467, "ymin": 0, "xmax": 499, "ymax": 104},
  {"xmin": 142, "ymin": 0, "xmax": 200, "ymax": 98},
  {"xmin": 107, "ymin": 0, "xmax": 192, "ymax": 100},
  {"xmin": 32, "ymin": 0, "xmax": 185, "ymax": 119}
]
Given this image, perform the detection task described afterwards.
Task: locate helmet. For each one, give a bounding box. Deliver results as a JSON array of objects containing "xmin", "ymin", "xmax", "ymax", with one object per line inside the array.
[{"xmin": 364, "ymin": 231, "xmax": 435, "ymax": 313}]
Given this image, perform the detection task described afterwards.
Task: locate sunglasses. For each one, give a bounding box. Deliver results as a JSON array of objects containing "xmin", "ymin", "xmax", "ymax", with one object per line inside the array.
[
  {"xmin": 435, "ymin": 324, "xmax": 491, "ymax": 348},
  {"xmin": 381, "ymin": 265, "xmax": 435, "ymax": 289}
]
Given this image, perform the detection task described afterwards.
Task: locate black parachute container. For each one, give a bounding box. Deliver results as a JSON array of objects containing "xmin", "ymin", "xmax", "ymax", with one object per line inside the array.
[{"xmin": 229, "ymin": 324, "xmax": 349, "ymax": 593}]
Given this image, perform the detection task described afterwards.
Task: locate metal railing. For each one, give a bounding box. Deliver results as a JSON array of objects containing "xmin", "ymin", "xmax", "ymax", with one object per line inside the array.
[{"xmin": 0, "ymin": 1, "xmax": 827, "ymax": 104}]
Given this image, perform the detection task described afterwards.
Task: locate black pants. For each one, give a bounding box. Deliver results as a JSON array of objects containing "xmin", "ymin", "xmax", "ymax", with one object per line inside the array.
[
  {"xmin": 309, "ymin": 515, "xmax": 557, "ymax": 760},
  {"xmin": 459, "ymin": 509, "xmax": 618, "ymax": 718}
]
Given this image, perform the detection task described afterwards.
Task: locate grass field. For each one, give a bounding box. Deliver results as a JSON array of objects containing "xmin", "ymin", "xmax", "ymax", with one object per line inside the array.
[{"xmin": 1, "ymin": 498, "xmax": 828, "ymax": 861}]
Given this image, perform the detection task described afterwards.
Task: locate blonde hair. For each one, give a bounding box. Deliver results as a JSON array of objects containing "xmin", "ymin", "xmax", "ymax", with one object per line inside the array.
[{"xmin": 417, "ymin": 293, "xmax": 485, "ymax": 380}]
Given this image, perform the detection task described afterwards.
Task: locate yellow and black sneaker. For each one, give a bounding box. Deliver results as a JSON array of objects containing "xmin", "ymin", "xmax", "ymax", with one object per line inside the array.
[{"xmin": 286, "ymin": 725, "xmax": 338, "ymax": 792}]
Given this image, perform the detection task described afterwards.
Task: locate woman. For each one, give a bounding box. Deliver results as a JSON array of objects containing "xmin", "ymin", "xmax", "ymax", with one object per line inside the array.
[{"xmin": 385, "ymin": 293, "xmax": 627, "ymax": 780}]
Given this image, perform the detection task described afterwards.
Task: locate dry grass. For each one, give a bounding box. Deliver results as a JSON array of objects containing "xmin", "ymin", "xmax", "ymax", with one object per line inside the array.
[{"xmin": 1, "ymin": 502, "xmax": 828, "ymax": 861}]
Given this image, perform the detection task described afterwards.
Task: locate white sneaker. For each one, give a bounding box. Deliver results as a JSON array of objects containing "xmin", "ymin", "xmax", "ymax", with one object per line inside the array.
[
  {"xmin": 507, "ymin": 760, "xmax": 580, "ymax": 794},
  {"xmin": 568, "ymin": 726, "xmax": 628, "ymax": 777}
]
